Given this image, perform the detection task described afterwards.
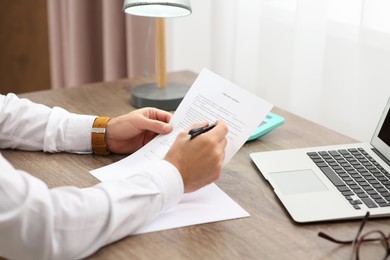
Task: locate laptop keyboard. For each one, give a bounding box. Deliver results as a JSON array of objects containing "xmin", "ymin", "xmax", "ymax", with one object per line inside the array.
[{"xmin": 307, "ymin": 148, "xmax": 390, "ymax": 210}]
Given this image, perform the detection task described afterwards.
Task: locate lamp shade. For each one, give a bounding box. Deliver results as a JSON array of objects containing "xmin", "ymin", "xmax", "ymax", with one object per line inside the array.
[{"xmin": 123, "ymin": 0, "xmax": 192, "ymax": 18}]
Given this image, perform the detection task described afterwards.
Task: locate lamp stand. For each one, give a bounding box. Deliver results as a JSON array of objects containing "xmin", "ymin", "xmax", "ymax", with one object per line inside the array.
[{"xmin": 131, "ymin": 18, "xmax": 190, "ymax": 111}]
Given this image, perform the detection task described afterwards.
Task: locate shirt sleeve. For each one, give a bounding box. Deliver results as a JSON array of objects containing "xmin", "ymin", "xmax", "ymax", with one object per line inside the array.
[
  {"xmin": 0, "ymin": 93, "xmax": 95, "ymax": 153},
  {"xmin": 0, "ymin": 154, "xmax": 184, "ymax": 260},
  {"xmin": 0, "ymin": 93, "xmax": 185, "ymax": 258}
]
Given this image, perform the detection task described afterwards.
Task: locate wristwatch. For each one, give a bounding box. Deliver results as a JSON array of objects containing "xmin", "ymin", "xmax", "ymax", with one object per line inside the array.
[{"xmin": 91, "ymin": 117, "xmax": 111, "ymax": 154}]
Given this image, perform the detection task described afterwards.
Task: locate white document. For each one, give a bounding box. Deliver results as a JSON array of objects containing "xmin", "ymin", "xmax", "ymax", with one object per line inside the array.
[{"xmin": 90, "ymin": 68, "xmax": 273, "ymax": 234}]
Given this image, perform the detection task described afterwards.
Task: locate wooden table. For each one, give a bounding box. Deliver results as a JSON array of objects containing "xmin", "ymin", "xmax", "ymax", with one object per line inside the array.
[{"xmin": 3, "ymin": 71, "xmax": 388, "ymax": 259}]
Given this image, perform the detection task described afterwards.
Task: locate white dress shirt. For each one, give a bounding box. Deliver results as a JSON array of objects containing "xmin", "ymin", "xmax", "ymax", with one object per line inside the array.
[{"xmin": 0, "ymin": 93, "xmax": 184, "ymax": 260}]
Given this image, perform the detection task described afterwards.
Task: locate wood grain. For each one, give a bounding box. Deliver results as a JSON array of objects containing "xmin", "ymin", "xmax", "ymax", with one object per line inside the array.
[
  {"xmin": 2, "ymin": 71, "xmax": 387, "ymax": 260},
  {"xmin": 0, "ymin": 0, "xmax": 50, "ymax": 94}
]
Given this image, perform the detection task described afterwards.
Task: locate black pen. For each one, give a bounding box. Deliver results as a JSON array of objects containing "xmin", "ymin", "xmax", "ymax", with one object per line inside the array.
[{"xmin": 188, "ymin": 123, "xmax": 216, "ymax": 140}]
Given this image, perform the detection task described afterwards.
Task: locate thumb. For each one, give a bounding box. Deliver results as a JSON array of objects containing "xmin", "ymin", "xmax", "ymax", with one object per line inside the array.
[{"xmin": 142, "ymin": 118, "xmax": 173, "ymax": 134}]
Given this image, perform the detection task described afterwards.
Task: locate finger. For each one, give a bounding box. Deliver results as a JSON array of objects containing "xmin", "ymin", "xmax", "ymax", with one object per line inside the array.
[
  {"xmin": 221, "ymin": 136, "xmax": 228, "ymax": 151},
  {"xmin": 217, "ymin": 137, "xmax": 228, "ymax": 162},
  {"xmin": 138, "ymin": 108, "xmax": 173, "ymax": 134},
  {"xmin": 151, "ymin": 108, "xmax": 173, "ymax": 123},
  {"xmin": 143, "ymin": 131, "xmax": 159, "ymax": 143},
  {"xmin": 204, "ymin": 120, "xmax": 228, "ymax": 141},
  {"xmin": 215, "ymin": 136, "xmax": 227, "ymax": 151},
  {"xmin": 140, "ymin": 118, "xmax": 173, "ymax": 134}
]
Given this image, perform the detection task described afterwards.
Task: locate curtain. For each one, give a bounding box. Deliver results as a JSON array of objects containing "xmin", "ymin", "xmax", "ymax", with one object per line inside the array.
[
  {"xmin": 169, "ymin": 0, "xmax": 390, "ymax": 142},
  {"xmin": 47, "ymin": 0, "xmax": 156, "ymax": 89}
]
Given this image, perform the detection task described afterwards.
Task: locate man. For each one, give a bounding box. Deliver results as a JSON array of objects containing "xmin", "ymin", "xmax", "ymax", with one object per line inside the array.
[{"xmin": 0, "ymin": 93, "xmax": 228, "ymax": 259}]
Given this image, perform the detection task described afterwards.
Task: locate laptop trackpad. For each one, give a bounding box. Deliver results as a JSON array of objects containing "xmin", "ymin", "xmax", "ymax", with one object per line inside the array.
[{"xmin": 269, "ymin": 169, "xmax": 328, "ymax": 195}]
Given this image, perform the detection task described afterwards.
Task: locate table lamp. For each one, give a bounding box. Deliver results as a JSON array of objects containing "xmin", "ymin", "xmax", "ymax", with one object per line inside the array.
[{"xmin": 123, "ymin": 0, "xmax": 192, "ymax": 110}]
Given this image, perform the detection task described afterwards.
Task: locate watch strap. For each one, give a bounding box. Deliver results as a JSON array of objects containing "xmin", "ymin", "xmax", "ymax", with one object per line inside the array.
[{"xmin": 92, "ymin": 117, "xmax": 111, "ymax": 154}]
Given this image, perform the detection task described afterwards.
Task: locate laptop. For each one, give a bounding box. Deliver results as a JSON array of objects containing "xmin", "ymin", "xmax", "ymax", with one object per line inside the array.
[{"xmin": 250, "ymin": 97, "xmax": 390, "ymax": 223}]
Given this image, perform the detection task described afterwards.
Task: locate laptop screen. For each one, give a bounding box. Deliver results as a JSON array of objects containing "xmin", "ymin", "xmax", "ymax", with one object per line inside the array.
[
  {"xmin": 371, "ymin": 97, "xmax": 390, "ymax": 162},
  {"xmin": 378, "ymin": 111, "xmax": 390, "ymax": 146}
]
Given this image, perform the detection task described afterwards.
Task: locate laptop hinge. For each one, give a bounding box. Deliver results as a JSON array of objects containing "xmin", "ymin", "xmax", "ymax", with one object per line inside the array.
[{"xmin": 372, "ymin": 148, "xmax": 390, "ymax": 167}]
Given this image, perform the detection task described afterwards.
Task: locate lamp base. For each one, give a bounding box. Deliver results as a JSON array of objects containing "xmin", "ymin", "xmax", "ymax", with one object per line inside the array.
[{"xmin": 131, "ymin": 83, "xmax": 190, "ymax": 111}]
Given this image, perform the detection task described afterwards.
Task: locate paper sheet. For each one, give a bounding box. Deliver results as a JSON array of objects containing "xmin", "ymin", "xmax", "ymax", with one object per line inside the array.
[{"xmin": 90, "ymin": 68, "xmax": 272, "ymax": 234}]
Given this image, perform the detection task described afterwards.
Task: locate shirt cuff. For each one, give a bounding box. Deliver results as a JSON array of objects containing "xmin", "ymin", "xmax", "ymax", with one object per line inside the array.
[
  {"xmin": 44, "ymin": 107, "xmax": 96, "ymax": 153},
  {"xmin": 141, "ymin": 160, "xmax": 184, "ymax": 211},
  {"xmin": 63, "ymin": 113, "xmax": 96, "ymax": 153}
]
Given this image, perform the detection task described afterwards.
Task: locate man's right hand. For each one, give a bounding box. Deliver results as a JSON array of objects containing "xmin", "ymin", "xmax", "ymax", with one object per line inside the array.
[{"xmin": 163, "ymin": 120, "xmax": 228, "ymax": 193}]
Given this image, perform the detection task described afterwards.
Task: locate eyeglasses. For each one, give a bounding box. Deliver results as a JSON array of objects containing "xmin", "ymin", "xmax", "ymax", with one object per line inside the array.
[{"xmin": 318, "ymin": 212, "xmax": 390, "ymax": 260}]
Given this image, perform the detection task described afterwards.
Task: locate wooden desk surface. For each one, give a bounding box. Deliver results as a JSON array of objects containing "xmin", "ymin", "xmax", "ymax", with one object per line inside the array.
[{"xmin": 3, "ymin": 71, "xmax": 388, "ymax": 259}]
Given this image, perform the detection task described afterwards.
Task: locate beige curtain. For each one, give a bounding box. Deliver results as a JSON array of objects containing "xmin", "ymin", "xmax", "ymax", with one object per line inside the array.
[{"xmin": 47, "ymin": 0, "xmax": 155, "ymax": 89}]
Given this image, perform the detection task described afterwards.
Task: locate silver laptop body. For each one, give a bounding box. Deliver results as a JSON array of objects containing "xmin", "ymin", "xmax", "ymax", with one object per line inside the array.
[{"xmin": 250, "ymin": 97, "xmax": 390, "ymax": 223}]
